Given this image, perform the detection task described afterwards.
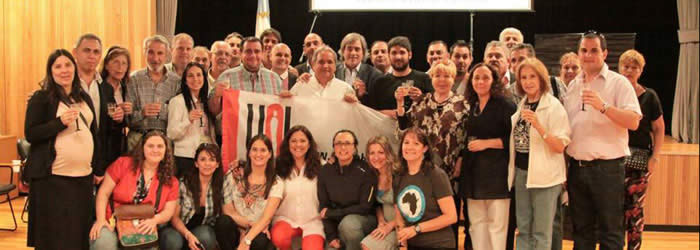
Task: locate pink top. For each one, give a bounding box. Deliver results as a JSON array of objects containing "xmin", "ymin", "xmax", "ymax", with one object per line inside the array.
[
  {"xmin": 104, "ymin": 156, "xmax": 179, "ymax": 219},
  {"xmin": 564, "ymin": 64, "xmax": 642, "ymax": 160}
]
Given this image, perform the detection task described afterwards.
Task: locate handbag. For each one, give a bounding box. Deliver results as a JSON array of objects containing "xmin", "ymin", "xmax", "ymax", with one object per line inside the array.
[
  {"xmin": 624, "ymin": 147, "xmax": 651, "ymax": 171},
  {"xmin": 112, "ymin": 181, "xmax": 164, "ymax": 249}
]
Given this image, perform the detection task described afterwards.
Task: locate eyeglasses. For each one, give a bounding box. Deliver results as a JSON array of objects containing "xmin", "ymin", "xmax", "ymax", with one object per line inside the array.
[{"xmin": 333, "ymin": 141, "xmax": 355, "ymax": 147}]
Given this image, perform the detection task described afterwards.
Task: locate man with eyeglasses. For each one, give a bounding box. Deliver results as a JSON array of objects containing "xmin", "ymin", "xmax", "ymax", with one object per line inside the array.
[
  {"xmin": 563, "ymin": 31, "xmax": 641, "ymax": 250},
  {"xmin": 208, "ymin": 41, "xmax": 232, "ymax": 89},
  {"xmin": 295, "ymin": 33, "xmax": 325, "ymax": 75}
]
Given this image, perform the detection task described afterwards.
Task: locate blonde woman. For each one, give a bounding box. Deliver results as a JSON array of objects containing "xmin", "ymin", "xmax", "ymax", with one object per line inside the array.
[{"xmin": 361, "ymin": 136, "xmax": 400, "ymax": 250}]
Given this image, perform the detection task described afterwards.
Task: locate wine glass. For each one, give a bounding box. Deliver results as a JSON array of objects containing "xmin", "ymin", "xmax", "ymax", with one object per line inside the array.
[
  {"xmin": 580, "ymin": 83, "xmax": 590, "ymax": 111},
  {"xmin": 70, "ymin": 103, "xmax": 81, "ymax": 131}
]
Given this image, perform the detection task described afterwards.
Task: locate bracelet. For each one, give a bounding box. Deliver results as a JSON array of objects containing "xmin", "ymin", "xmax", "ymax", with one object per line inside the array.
[{"xmin": 542, "ymin": 133, "xmax": 549, "ymax": 139}]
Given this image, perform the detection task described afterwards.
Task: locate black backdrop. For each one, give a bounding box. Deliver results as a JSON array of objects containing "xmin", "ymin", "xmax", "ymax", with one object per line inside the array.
[{"xmin": 176, "ymin": 0, "xmax": 679, "ymax": 132}]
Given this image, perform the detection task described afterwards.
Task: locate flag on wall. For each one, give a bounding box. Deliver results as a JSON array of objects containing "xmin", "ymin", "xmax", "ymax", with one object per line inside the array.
[
  {"xmin": 255, "ymin": 0, "xmax": 271, "ymax": 37},
  {"xmin": 220, "ymin": 90, "xmax": 399, "ymax": 171}
]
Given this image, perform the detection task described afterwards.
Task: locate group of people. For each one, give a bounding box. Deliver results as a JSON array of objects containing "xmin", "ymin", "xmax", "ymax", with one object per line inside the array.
[{"xmin": 22, "ymin": 25, "xmax": 665, "ymax": 250}]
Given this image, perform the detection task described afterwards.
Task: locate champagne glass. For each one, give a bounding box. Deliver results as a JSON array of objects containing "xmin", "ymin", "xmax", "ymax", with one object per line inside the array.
[
  {"xmin": 151, "ymin": 96, "xmax": 162, "ymax": 120},
  {"xmin": 195, "ymin": 102, "xmax": 204, "ymax": 127},
  {"xmin": 522, "ymin": 103, "xmax": 531, "ymax": 124},
  {"xmin": 70, "ymin": 103, "xmax": 81, "ymax": 131}
]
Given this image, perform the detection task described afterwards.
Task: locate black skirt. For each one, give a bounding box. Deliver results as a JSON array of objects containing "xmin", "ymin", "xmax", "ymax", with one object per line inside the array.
[{"xmin": 27, "ymin": 174, "xmax": 94, "ymax": 250}]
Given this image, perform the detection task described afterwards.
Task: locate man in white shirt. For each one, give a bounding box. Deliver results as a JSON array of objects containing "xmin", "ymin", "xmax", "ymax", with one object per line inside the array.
[
  {"xmin": 290, "ymin": 46, "xmax": 357, "ymax": 103},
  {"xmin": 564, "ymin": 31, "xmax": 642, "ymax": 250}
]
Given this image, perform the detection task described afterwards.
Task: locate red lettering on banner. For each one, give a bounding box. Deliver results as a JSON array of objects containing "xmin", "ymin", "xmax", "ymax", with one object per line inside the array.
[{"xmin": 265, "ymin": 104, "xmax": 285, "ymax": 153}]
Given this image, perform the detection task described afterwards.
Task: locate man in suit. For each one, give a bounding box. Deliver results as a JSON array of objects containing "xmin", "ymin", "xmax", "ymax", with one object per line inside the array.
[
  {"xmin": 426, "ymin": 40, "xmax": 450, "ymax": 72},
  {"xmin": 270, "ymin": 43, "xmax": 297, "ymax": 90},
  {"xmin": 72, "ymin": 33, "xmax": 125, "ymax": 184},
  {"xmin": 295, "ymin": 33, "xmax": 324, "ymax": 75},
  {"xmin": 335, "ymin": 32, "xmax": 383, "ymax": 106}
]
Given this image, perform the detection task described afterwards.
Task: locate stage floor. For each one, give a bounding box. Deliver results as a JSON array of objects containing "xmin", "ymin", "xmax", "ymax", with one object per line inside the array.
[{"xmin": 0, "ymin": 197, "xmax": 698, "ymax": 249}]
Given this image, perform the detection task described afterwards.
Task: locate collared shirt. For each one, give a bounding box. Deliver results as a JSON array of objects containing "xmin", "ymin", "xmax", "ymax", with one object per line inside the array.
[
  {"xmin": 80, "ymin": 73, "xmax": 102, "ymax": 127},
  {"xmin": 564, "ymin": 64, "xmax": 642, "ymax": 161},
  {"xmin": 165, "ymin": 63, "xmax": 184, "ymax": 77},
  {"xmin": 207, "ymin": 69, "xmax": 218, "ymax": 93},
  {"xmin": 273, "ymin": 165, "xmax": 325, "ymax": 237},
  {"xmin": 290, "ymin": 76, "xmax": 354, "ymax": 100},
  {"xmin": 127, "ymin": 68, "xmax": 181, "ymax": 132},
  {"xmin": 178, "ymin": 173, "xmax": 235, "ymax": 226},
  {"xmin": 214, "ymin": 66, "xmax": 283, "ymax": 95},
  {"xmin": 278, "ymin": 70, "xmax": 290, "ymax": 90},
  {"xmin": 112, "ymin": 82, "xmax": 124, "ymax": 104},
  {"xmin": 344, "ymin": 64, "xmax": 359, "ymax": 84}
]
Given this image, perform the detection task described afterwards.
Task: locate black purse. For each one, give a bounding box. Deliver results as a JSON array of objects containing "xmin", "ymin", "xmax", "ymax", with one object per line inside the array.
[{"xmin": 624, "ymin": 147, "xmax": 651, "ymax": 171}]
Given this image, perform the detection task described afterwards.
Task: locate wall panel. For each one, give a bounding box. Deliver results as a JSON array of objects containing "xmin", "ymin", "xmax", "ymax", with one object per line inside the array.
[{"xmin": 0, "ymin": 0, "xmax": 155, "ymax": 137}]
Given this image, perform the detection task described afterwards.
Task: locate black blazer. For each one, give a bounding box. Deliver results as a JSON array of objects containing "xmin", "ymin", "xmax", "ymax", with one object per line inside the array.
[
  {"xmin": 24, "ymin": 90, "xmax": 100, "ymax": 180},
  {"xmin": 294, "ymin": 62, "xmax": 311, "ymax": 75},
  {"xmin": 100, "ymin": 82, "xmax": 127, "ymax": 168},
  {"xmin": 335, "ymin": 63, "xmax": 383, "ymax": 105},
  {"xmin": 287, "ymin": 73, "xmax": 298, "ymax": 90}
]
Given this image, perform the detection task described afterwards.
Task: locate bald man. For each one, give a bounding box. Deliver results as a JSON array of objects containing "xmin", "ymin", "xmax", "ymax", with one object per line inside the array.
[
  {"xmin": 295, "ymin": 33, "xmax": 324, "ymax": 75},
  {"xmin": 270, "ymin": 43, "xmax": 297, "ymax": 90}
]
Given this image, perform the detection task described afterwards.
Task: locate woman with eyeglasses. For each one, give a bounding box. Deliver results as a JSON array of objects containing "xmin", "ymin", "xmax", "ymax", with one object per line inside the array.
[
  {"xmin": 460, "ymin": 63, "xmax": 516, "ymax": 250},
  {"xmin": 317, "ymin": 129, "xmax": 378, "ymax": 250},
  {"xmin": 168, "ymin": 62, "xmax": 217, "ymax": 178}
]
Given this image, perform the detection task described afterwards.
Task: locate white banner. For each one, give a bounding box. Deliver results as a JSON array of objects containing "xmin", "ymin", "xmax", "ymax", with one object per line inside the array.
[{"xmin": 222, "ymin": 90, "xmax": 398, "ymax": 169}]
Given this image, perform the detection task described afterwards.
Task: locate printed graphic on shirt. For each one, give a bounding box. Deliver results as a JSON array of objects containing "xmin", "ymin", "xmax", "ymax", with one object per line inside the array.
[{"xmin": 397, "ymin": 184, "xmax": 426, "ymax": 223}]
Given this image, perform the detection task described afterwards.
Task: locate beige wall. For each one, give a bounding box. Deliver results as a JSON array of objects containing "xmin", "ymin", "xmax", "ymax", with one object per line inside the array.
[{"xmin": 0, "ymin": 0, "xmax": 156, "ymax": 137}]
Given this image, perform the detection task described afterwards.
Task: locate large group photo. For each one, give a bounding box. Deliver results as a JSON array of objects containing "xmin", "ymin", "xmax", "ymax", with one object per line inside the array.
[{"xmin": 0, "ymin": 0, "xmax": 697, "ymax": 250}]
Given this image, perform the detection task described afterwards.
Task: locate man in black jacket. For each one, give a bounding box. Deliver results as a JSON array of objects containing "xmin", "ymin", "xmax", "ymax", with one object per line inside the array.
[
  {"xmin": 72, "ymin": 33, "xmax": 125, "ymax": 183},
  {"xmin": 336, "ymin": 33, "xmax": 383, "ymax": 106}
]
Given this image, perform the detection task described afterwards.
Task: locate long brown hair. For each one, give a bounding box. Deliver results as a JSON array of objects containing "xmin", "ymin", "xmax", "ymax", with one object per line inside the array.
[
  {"xmin": 365, "ymin": 135, "xmax": 399, "ymax": 175},
  {"xmin": 184, "ymin": 143, "xmax": 224, "ymax": 216},
  {"xmin": 130, "ymin": 130, "xmax": 175, "ymax": 186},
  {"xmin": 464, "ymin": 62, "xmax": 505, "ymax": 103},
  {"xmin": 396, "ymin": 127, "xmax": 435, "ymax": 176},
  {"xmin": 276, "ymin": 125, "xmax": 321, "ymax": 180},
  {"xmin": 243, "ymin": 134, "xmax": 277, "ymax": 199}
]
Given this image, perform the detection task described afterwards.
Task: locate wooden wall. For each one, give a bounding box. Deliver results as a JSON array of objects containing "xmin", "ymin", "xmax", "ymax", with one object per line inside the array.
[{"xmin": 0, "ymin": 0, "xmax": 156, "ymax": 137}]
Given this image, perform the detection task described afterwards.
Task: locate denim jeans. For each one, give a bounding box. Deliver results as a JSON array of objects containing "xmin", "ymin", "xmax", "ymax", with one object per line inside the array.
[
  {"xmin": 159, "ymin": 224, "xmax": 217, "ymax": 250},
  {"xmin": 568, "ymin": 158, "xmax": 625, "ymax": 250},
  {"xmin": 329, "ymin": 214, "xmax": 377, "ymax": 250},
  {"xmin": 514, "ymin": 168, "xmax": 562, "ymax": 250}
]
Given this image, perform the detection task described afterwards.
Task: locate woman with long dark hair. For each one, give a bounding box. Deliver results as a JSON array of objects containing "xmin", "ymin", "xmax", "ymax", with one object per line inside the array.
[
  {"xmin": 461, "ymin": 63, "xmax": 516, "ymax": 250},
  {"xmin": 160, "ymin": 143, "xmax": 231, "ymax": 249},
  {"xmin": 393, "ymin": 127, "xmax": 457, "ymax": 249},
  {"xmin": 270, "ymin": 125, "xmax": 325, "ymax": 250},
  {"xmin": 218, "ymin": 134, "xmax": 282, "ymax": 249},
  {"xmin": 168, "ymin": 62, "xmax": 216, "ymax": 177},
  {"xmin": 25, "ymin": 49, "xmax": 99, "ymax": 249},
  {"xmin": 99, "ymin": 45, "xmax": 131, "ymax": 164},
  {"xmin": 89, "ymin": 131, "xmax": 180, "ymax": 249}
]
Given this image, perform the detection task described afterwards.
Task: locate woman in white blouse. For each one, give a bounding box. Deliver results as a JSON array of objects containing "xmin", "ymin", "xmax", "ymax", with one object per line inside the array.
[
  {"xmin": 270, "ymin": 125, "xmax": 326, "ymax": 250},
  {"xmin": 168, "ymin": 62, "xmax": 217, "ymax": 177},
  {"xmin": 508, "ymin": 58, "xmax": 571, "ymax": 250}
]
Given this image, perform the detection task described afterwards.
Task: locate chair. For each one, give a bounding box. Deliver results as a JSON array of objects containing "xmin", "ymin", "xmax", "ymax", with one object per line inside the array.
[
  {"xmin": 0, "ymin": 162, "xmax": 17, "ymax": 231},
  {"xmin": 16, "ymin": 139, "xmax": 30, "ymax": 223}
]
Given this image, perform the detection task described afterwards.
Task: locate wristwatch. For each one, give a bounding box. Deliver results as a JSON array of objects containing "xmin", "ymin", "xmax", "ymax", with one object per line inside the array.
[
  {"xmin": 414, "ymin": 224, "xmax": 422, "ymax": 234},
  {"xmin": 244, "ymin": 237, "xmax": 252, "ymax": 245},
  {"xmin": 600, "ymin": 102, "xmax": 609, "ymax": 114}
]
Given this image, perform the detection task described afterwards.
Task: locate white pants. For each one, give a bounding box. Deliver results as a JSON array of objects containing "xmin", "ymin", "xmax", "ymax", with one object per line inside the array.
[{"xmin": 467, "ymin": 198, "xmax": 511, "ymax": 250}]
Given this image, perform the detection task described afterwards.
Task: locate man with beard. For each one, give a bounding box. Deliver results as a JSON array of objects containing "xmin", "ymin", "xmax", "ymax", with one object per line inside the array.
[
  {"xmin": 367, "ymin": 36, "xmax": 433, "ymax": 118},
  {"xmin": 449, "ymin": 40, "xmax": 473, "ymax": 95},
  {"xmin": 295, "ymin": 33, "xmax": 324, "ymax": 75},
  {"xmin": 370, "ymin": 40, "xmax": 392, "ymax": 74},
  {"xmin": 225, "ymin": 32, "xmax": 243, "ymax": 68},
  {"xmin": 426, "ymin": 40, "xmax": 449, "ymax": 72},
  {"xmin": 336, "ymin": 32, "xmax": 384, "ymax": 106},
  {"xmin": 126, "ymin": 35, "xmax": 181, "ymax": 150}
]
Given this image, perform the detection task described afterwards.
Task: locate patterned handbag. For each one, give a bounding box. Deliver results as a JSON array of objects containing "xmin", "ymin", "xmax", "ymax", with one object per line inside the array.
[
  {"xmin": 112, "ymin": 182, "xmax": 163, "ymax": 249},
  {"xmin": 625, "ymin": 147, "xmax": 651, "ymax": 171}
]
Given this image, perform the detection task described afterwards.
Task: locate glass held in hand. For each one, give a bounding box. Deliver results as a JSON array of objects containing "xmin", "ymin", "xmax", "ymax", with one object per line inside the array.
[
  {"xmin": 70, "ymin": 103, "xmax": 81, "ymax": 131},
  {"xmin": 195, "ymin": 102, "xmax": 205, "ymax": 127},
  {"xmin": 107, "ymin": 103, "xmax": 118, "ymax": 117},
  {"xmin": 580, "ymin": 83, "xmax": 590, "ymax": 111},
  {"xmin": 151, "ymin": 96, "xmax": 162, "ymax": 119}
]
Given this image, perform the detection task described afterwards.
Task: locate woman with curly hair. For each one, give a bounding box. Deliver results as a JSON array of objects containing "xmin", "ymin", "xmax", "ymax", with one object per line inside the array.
[{"xmin": 89, "ymin": 130, "xmax": 180, "ymax": 250}]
